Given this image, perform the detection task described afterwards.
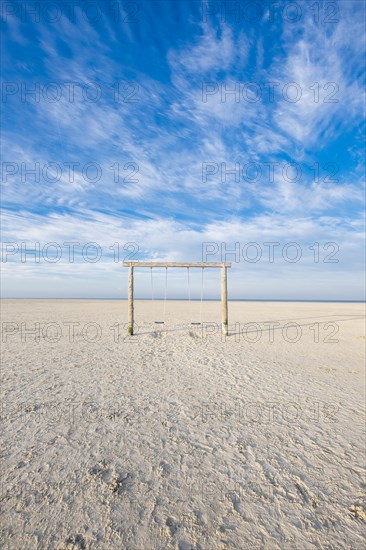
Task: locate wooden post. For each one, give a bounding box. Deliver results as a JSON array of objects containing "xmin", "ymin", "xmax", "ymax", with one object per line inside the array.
[
  {"xmin": 128, "ymin": 265, "xmax": 134, "ymax": 335},
  {"xmin": 221, "ymin": 266, "xmax": 228, "ymax": 336}
]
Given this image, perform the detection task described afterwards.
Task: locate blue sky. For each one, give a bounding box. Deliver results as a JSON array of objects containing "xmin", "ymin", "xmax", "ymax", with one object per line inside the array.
[{"xmin": 1, "ymin": 0, "xmax": 365, "ymax": 299}]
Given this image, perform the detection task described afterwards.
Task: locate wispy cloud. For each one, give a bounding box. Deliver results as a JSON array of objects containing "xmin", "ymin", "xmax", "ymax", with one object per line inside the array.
[{"xmin": 1, "ymin": 0, "xmax": 365, "ymax": 298}]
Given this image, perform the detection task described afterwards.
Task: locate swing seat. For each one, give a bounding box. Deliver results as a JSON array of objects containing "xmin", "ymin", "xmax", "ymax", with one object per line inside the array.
[
  {"xmin": 191, "ymin": 322, "xmax": 201, "ymax": 325},
  {"xmin": 154, "ymin": 321, "xmax": 165, "ymax": 324}
]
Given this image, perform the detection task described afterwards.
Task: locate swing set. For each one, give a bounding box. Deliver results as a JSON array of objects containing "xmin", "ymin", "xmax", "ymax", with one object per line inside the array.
[{"xmin": 122, "ymin": 261, "xmax": 231, "ymax": 336}]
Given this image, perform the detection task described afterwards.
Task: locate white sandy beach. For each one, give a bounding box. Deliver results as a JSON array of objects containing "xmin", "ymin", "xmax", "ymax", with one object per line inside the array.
[{"xmin": 1, "ymin": 299, "xmax": 365, "ymax": 549}]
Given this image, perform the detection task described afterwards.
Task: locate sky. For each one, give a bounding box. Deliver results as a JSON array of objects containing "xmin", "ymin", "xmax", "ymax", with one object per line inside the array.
[{"xmin": 1, "ymin": 0, "xmax": 365, "ymax": 300}]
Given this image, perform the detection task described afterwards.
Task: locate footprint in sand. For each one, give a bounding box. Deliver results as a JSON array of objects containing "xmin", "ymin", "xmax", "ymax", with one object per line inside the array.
[
  {"xmin": 159, "ymin": 461, "xmax": 172, "ymax": 477},
  {"xmin": 350, "ymin": 504, "xmax": 366, "ymax": 522},
  {"xmin": 64, "ymin": 534, "xmax": 87, "ymax": 549}
]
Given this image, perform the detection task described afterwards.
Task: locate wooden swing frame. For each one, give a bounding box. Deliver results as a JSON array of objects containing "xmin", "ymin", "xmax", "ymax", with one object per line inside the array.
[{"xmin": 122, "ymin": 262, "xmax": 232, "ymax": 335}]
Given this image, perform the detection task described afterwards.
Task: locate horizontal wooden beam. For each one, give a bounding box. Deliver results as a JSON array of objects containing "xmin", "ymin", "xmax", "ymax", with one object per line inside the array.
[{"xmin": 122, "ymin": 261, "xmax": 232, "ymax": 268}]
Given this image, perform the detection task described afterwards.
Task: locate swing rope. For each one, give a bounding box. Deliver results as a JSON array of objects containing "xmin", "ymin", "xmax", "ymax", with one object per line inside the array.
[
  {"xmin": 150, "ymin": 267, "xmax": 154, "ymax": 300},
  {"xmin": 187, "ymin": 267, "xmax": 191, "ymax": 302},
  {"xmin": 154, "ymin": 267, "xmax": 167, "ymax": 324},
  {"xmin": 163, "ymin": 267, "xmax": 168, "ymax": 321},
  {"xmin": 199, "ymin": 267, "xmax": 204, "ymax": 325},
  {"xmin": 191, "ymin": 267, "xmax": 204, "ymax": 325}
]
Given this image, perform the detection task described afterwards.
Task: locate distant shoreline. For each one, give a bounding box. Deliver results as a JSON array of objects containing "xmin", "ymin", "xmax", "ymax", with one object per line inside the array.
[{"xmin": 1, "ymin": 298, "xmax": 365, "ymax": 303}]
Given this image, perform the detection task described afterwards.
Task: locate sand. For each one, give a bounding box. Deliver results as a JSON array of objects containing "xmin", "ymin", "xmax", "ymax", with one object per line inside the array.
[{"xmin": 1, "ymin": 299, "xmax": 365, "ymax": 549}]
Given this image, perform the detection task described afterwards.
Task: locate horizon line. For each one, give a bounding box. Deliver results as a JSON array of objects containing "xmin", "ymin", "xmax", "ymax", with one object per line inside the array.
[{"xmin": 1, "ymin": 298, "xmax": 365, "ymax": 303}]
